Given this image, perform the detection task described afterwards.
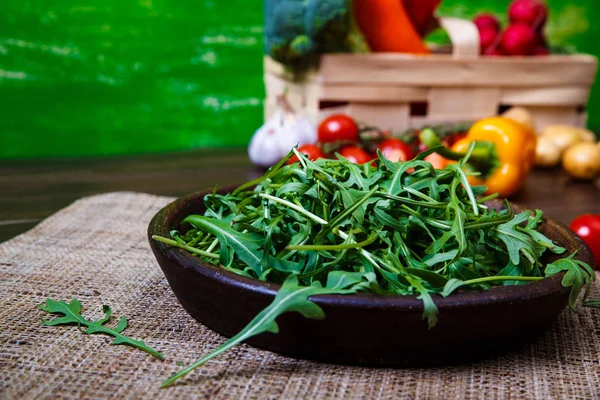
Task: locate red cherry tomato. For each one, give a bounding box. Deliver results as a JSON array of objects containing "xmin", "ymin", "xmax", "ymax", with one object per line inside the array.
[
  {"xmin": 286, "ymin": 144, "xmax": 325, "ymax": 164},
  {"xmin": 339, "ymin": 145, "xmax": 373, "ymax": 164},
  {"xmin": 569, "ymin": 214, "xmax": 600, "ymax": 269},
  {"xmin": 318, "ymin": 114, "xmax": 360, "ymax": 143},
  {"xmin": 377, "ymin": 138, "xmax": 415, "ymax": 162}
]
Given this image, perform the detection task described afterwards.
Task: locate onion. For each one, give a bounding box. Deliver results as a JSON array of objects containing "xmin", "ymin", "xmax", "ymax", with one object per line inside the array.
[{"xmin": 562, "ymin": 142, "xmax": 600, "ymax": 180}]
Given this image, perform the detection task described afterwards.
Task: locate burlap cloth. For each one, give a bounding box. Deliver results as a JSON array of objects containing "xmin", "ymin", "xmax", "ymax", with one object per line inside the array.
[{"xmin": 1, "ymin": 192, "xmax": 599, "ymax": 399}]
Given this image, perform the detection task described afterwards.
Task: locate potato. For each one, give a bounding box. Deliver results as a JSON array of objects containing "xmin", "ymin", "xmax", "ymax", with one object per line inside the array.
[
  {"xmin": 574, "ymin": 126, "xmax": 597, "ymax": 142},
  {"xmin": 535, "ymin": 136, "xmax": 561, "ymax": 167},
  {"xmin": 502, "ymin": 107, "xmax": 535, "ymax": 132},
  {"xmin": 541, "ymin": 125, "xmax": 582, "ymax": 155},
  {"xmin": 562, "ymin": 142, "xmax": 600, "ymax": 180}
]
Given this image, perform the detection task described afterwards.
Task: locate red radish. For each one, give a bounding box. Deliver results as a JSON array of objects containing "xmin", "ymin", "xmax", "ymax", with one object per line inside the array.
[
  {"xmin": 486, "ymin": 47, "xmax": 505, "ymax": 56},
  {"xmin": 501, "ymin": 23, "xmax": 536, "ymax": 56},
  {"xmin": 532, "ymin": 29, "xmax": 550, "ymax": 55},
  {"xmin": 479, "ymin": 27, "xmax": 500, "ymax": 54},
  {"xmin": 535, "ymin": 32, "xmax": 548, "ymax": 47},
  {"xmin": 473, "ymin": 14, "xmax": 501, "ymax": 33},
  {"xmin": 533, "ymin": 45, "xmax": 550, "ymax": 55},
  {"xmin": 508, "ymin": 0, "xmax": 548, "ymax": 31}
]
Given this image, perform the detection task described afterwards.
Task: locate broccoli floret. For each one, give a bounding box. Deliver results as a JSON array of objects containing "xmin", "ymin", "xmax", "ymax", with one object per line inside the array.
[
  {"xmin": 305, "ymin": 0, "xmax": 350, "ymax": 54},
  {"xmin": 289, "ymin": 35, "xmax": 314, "ymax": 56},
  {"xmin": 264, "ymin": 0, "xmax": 368, "ymax": 67},
  {"xmin": 264, "ymin": 0, "xmax": 315, "ymax": 64},
  {"xmin": 304, "ymin": 0, "xmax": 347, "ymax": 38}
]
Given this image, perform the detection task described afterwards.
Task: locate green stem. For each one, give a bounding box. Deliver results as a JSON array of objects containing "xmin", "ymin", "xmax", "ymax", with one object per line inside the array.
[
  {"xmin": 376, "ymin": 192, "xmax": 446, "ymax": 209},
  {"xmin": 152, "ymin": 236, "xmax": 219, "ymax": 259},
  {"xmin": 477, "ymin": 193, "xmax": 500, "ymax": 203},
  {"xmin": 400, "ymin": 205, "xmax": 452, "ymax": 230},
  {"xmin": 448, "ymin": 163, "xmax": 479, "ymax": 216},
  {"xmin": 462, "ymin": 276, "xmax": 544, "ymax": 286},
  {"xmin": 259, "ymin": 193, "xmax": 328, "ymax": 225},
  {"xmin": 186, "ymin": 232, "xmax": 206, "ymax": 247},
  {"xmin": 287, "ymin": 231, "xmax": 377, "ymax": 251},
  {"xmin": 335, "ymin": 229, "xmax": 391, "ymax": 273},
  {"xmin": 325, "ymin": 186, "xmax": 379, "ymax": 230},
  {"xmin": 206, "ymin": 237, "xmax": 219, "ymax": 253}
]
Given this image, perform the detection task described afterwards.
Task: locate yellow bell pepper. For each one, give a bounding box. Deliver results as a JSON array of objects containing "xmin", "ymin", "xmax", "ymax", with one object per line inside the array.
[
  {"xmin": 451, "ymin": 117, "xmax": 537, "ymax": 197},
  {"xmin": 419, "ymin": 117, "xmax": 537, "ymax": 198}
]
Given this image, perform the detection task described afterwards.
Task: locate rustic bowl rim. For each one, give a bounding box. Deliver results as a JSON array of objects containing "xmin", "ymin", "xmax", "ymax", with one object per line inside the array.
[{"xmin": 148, "ymin": 186, "xmax": 594, "ymax": 310}]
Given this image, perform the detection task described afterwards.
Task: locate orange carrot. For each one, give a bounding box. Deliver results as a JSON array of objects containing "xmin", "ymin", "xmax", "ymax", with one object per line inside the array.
[{"xmin": 353, "ymin": 0, "xmax": 431, "ymax": 54}]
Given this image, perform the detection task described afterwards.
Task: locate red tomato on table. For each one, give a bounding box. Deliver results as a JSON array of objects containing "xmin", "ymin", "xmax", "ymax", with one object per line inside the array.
[
  {"xmin": 286, "ymin": 144, "xmax": 325, "ymax": 164},
  {"xmin": 569, "ymin": 214, "xmax": 600, "ymax": 269},
  {"xmin": 318, "ymin": 114, "xmax": 360, "ymax": 143},
  {"xmin": 339, "ymin": 145, "xmax": 373, "ymax": 164},
  {"xmin": 377, "ymin": 139, "xmax": 415, "ymax": 162}
]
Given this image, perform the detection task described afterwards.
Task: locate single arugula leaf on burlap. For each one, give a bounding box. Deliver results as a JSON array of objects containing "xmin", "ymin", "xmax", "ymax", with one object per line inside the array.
[{"xmin": 38, "ymin": 298, "xmax": 164, "ymax": 360}]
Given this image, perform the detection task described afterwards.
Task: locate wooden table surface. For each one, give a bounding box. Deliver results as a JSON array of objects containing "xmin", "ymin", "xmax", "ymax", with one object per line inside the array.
[{"xmin": 1, "ymin": 148, "xmax": 599, "ymax": 244}]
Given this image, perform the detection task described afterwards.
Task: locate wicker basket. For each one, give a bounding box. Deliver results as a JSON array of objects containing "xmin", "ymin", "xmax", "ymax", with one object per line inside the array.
[{"xmin": 264, "ymin": 17, "xmax": 598, "ymax": 133}]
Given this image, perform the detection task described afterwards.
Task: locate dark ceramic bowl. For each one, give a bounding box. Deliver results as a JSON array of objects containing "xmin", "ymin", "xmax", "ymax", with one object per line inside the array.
[{"xmin": 148, "ymin": 187, "xmax": 593, "ymax": 367}]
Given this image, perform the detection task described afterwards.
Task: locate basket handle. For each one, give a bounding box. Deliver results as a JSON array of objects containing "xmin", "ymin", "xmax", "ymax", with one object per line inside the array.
[{"xmin": 438, "ymin": 17, "xmax": 480, "ymax": 59}]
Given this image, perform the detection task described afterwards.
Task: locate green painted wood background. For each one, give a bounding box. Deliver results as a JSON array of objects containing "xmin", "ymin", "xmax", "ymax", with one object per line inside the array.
[{"xmin": 0, "ymin": 0, "xmax": 598, "ymax": 159}]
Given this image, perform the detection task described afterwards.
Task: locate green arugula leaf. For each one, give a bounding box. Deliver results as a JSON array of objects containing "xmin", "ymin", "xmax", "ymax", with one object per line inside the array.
[
  {"xmin": 423, "ymin": 249, "xmax": 458, "ymax": 267},
  {"xmin": 584, "ymin": 300, "xmax": 600, "ymax": 308},
  {"xmin": 343, "ymin": 162, "xmax": 383, "ymax": 190},
  {"xmin": 161, "ymin": 274, "xmax": 360, "ymax": 387},
  {"xmin": 382, "ymin": 161, "xmax": 420, "ymax": 195},
  {"xmin": 442, "ymin": 278, "xmax": 466, "ymax": 297},
  {"xmin": 405, "ymin": 268, "xmax": 449, "ymax": 289},
  {"xmin": 39, "ymin": 298, "xmax": 164, "ymax": 359},
  {"xmin": 183, "ymin": 214, "xmax": 265, "ymax": 274},
  {"xmin": 496, "ymin": 261, "xmax": 528, "ymax": 286},
  {"xmin": 492, "ymin": 212, "xmax": 545, "ymax": 265},
  {"xmin": 372, "ymin": 200, "xmax": 408, "ymax": 233},
  {"xmin": 405, "ymin": 274, "xmax": 439, "ymax": 329},
  {"xmin": 545, "ymin": 254, "xmax": 596, "ymax": 310},
  {"xmin": 326, "ymin": 270, "xmax": 377, "ymax": 291}
]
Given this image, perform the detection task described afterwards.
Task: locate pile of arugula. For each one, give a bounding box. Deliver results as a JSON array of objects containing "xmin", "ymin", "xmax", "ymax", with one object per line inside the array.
[{"xmin": 154, "ymin": 147, "xmax": 595, "ymax": 387}]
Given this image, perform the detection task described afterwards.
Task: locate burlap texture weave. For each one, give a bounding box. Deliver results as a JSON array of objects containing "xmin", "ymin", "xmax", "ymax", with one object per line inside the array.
[{"xmin": 1, "ymin": 192, "xmax": 599, "ymax": 399}]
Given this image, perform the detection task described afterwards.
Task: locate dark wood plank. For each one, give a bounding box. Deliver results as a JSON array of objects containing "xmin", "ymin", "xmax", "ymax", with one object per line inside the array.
[{"xmin": 0, "ymin": 149, "xmax": 259, "ymax": 242}]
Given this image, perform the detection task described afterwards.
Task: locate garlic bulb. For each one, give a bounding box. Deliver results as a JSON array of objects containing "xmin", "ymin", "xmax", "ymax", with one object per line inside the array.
[{"xmin": 248, "ymin": 95, "xmax": 316, "ymax": 167}]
